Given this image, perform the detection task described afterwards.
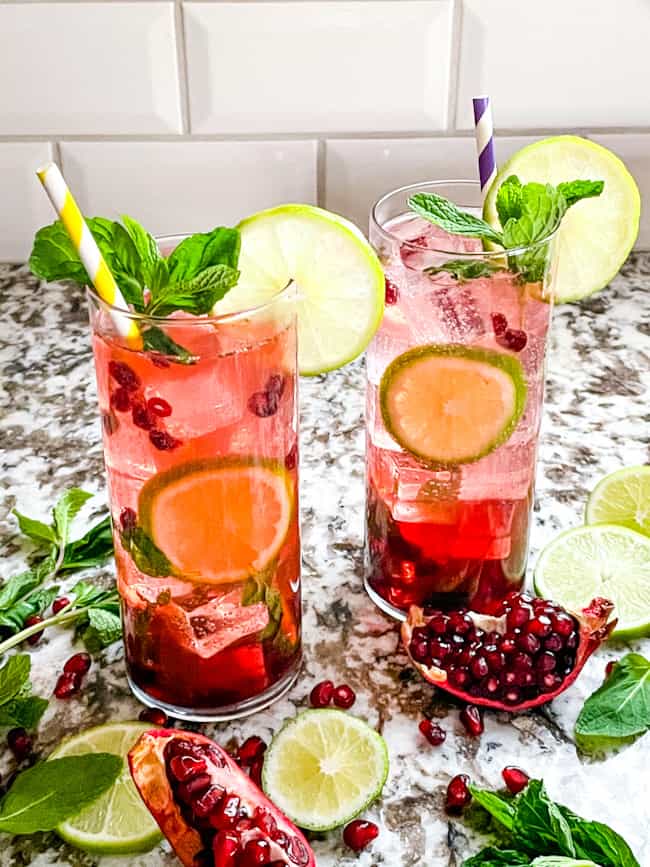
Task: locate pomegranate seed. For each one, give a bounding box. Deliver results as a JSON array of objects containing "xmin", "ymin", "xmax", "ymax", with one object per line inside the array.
[
  {"xmin": 419, "ymin": 719, "xmax": 446, "ymax": 746},
  {"xmin": 236, "ymin": 736, "xmax": 267, "ymax": 767},
  {"xmin": 24, "ymin": 615, "xmax": 44, "ymax": 645},
  {"xmin": 343, "ymin": 819, "xmax": 379, "ymax": 851},
  {"xmin": 272, "ymin": 830, "xmax": 289, "ymax": 849},
  {"xmin": 605, "ymin": 660, "xmax": 616, "ymax": 678},
  {"xmin": 210, "ymin": 794, "xmax": 241, "ymax": 830},
  {"xmin": 177, "ymin": 774, "xmax": 211, "ymax": 803},
  {"xmin": 503, "ymin": 686, "xmax": 522, "ymax": 704},
  {"xmin": 445, "ymin": 774, "xmax": 471, "ymax": 814},
  {"xmin": 242, "ymin": 839, "xmax": 272, "ymax": 866},
  {"xmin": 310, "ymin": 680, "xmax": 334, "ymax": 708},
  {"xmin": 254, "ymin": 806, "xmax": 277, "ymax": 837},
  {"xmin": 517, "ymin": 632, "xmax": 541, "ymax": 654},
  {"xmin": 120, "ymin": 507, "xmax": 137, "ymax": 531},
  {"xmin": 249, "ymin": 757, "xmax": 264, "ymax": 787},
  {"xmin": 385, "ymin": 278, "xmax": 399, "ymax": 305},
  {"xmin": 507, "ymin": 603, "xmax": 533, "ymax": 630},
  {"xmin": 212, "ymin": 832, "xmax": 240, "ymax": 867},
  {"xmin": 108, "ymin": 360, "xmax": 140, "ymax": 390},
  {"xmin": 428, "ymin": 614, "xmax": 448, "ymax": 634},
  {"xmin": 551, "ymin": 612, "xmax": 576, "ymax": 637},
  {"xmin": 497, "ymin": 328, "xmax": 527, "ymax": 352},
  {"xmin": 491, "ymin": 312, "xmax": 508, "ymax": 335},
  {"xmin": 535, "ymin": 652, "xmax": 556, "ymax": 674},
  {"xmin": 470, "ymin": 656, "xmax": 489, "ymax": 679},
  {"xmin": 460, "ymin": 705, "xmax": 483, "ymax": 736},
  {"xmin": 287, "ymin": 835, "xmax": 311, "ymax": 865},
  {"xmin": 52, "ymin": 596, "xmax": 70, "ymax": 615},
  {"xmin": 149, "ymin": 430, "xmax": 181, "ymax": 451},
  {"xmin": 448, "ymin": 611, "xmax": 473, "ymax": 635},
  {"xmin": 110, "ymin": 387, "xmax": 131, "ymax": 412},
  {"xmin": 169, "ymin": 755, "xmax": 208, "ymax": 782},
  {"xmin": 194, "ymin": 785, "xmax": 225, "ymax": 818},
  {"xmin": 7, "ymin": 728, "xmax": 32, "ymax": 761},
  {"xmin": 483, "ymin": 675, "xmax": 500, "ymax": 695},
  {"xmin": 63, "ymin": 652, "xmax": 91, "ymax": 676},
  {"xmin": 54, "ymin": 671, "xmax": 81, "ymax": 699},
  {"xmin": 266, "ymin": 374, "xmax": 286, "ymax": 397},
  {"xmin": 248, "ymin": 390, "xmax": 279, "ymax": 417},
  {"xmin": 138, "ymin": 707, "xmax": 168, "ymax": 726},
  {"xmin": 151, "ymin": 355, "xmax": 171, "ymax": 369},
  {"xmin": 147, "ymin": 396, "xmax": 172, "ymax": 417},
  {"xmin": 410, "ymin": 637, "xmax": 430, "ymax": 662},
  {"xmin": 526, "ymin": 615, "xmax": 552, "ymax": 637},
  {"xmin": 539, "ymin": 672, "xmax": 562, "ymax": 692},
  {"xmin": 285, "ymin": 444, "xmax": 298, "ymax": 470},
  {"xmin": 502, "ymin": 765, "xmax": 529, "ymax": 794},
  {"xmin": 486, "ymin": 649, "xmax": 506, "ymax": 671},
  {"xmin": 132, "ymin": 402, "xmax": 154, "ymax": 430},
  {"xmin": 544, "ymin": 634, "xmax": 563, "ymax": 652},
  {"xmin": 450, "ymin": 667, "xmax": 470, "ymax": 687},
  {"xmin": 333, "ymin": 684, "xmax": 356, "ymax": 709},
  {"xmin": 500, "ymin": 636, "xmax": 517, "ymax": 654}
]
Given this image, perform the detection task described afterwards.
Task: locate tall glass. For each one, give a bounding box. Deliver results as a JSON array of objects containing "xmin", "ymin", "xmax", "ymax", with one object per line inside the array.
[
  {"xmin": 88, "ymin": 239, "xmax": 301, "ymax": 720},
  {"xmin": 365, "ymin": 181, "xmax": 558, "ymax": 618}
]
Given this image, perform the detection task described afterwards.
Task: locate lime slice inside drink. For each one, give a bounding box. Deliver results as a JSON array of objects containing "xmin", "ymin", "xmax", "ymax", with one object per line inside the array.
[
  {"xmin": 483, "ymin": 136, "xmax": 640, "ymax": 302},
  {"xmin": 49, "ymin": 722, "xmax": 162, "ymax": 854},
  {"xmin": 379, "ymin": 344, "xmax": 527, "ymax": 465},
  {"xmin": 213, "ymin": 204, "xmax": 385, "ymax": 375},
  {"xmin": 586, "ymin": 465, "xmax": 650, "ymax": 537},
  {"xmin": 262, "ymin": 709, "xmax": 389, "ymax": 831},
  {"xmin": 534, "ymin": 524, "xmax": 650, "ymax": 638}
]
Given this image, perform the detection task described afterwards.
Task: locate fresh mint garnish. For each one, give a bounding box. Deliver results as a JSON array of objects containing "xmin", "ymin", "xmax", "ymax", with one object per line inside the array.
[
  {"xmin": 425, "ymin": 259, "xmax": 504, "ymax": 282},
  {"xmin": 0, "ymin": 753, "xmax": 121, "ymax": 834},
  {"xmin": 146, "ymin": 263, "xmax": 239, "ymax": 317},
  {"xmin": 120, "ymin": 523, "xmax": 173, "ymax": 578},
  {"xmin": 575, "ymin": 653, "xmax": 650, "ymax": 749},
  {"xmin": 166, "ymin": 226, "xmax": 240, "ymax": 282},
  {"xmin": 557, "ymin": 180, "xmax": 605, "ymax": 208},
  {"xmin": 408, "ymin": 193, "xmax": 504, "ymax": 245},
  {"xmin": 142, "ymin": 326, "xmax": 197, "ymax": 365}
]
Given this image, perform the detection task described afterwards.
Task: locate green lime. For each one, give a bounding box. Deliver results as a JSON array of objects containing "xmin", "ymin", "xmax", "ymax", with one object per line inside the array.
[
  {"xmin": 534, "ymin": 524, "xmax": 650, "ymax": 639},
  {"xmin": 483, "ymin": 136, "xmax": 640, "ymax": 302},
  {"xmin": 262, "ymin": 709, "xmax": 389, "ymax": 831},
  {"xmin": 379, "ymin": 344, "xmax": 527, "ymax": 466},
  {"xmin": 586, "ymin": 465, "xmax": 650, "ymax": 537},
  {"xmin": 213, "ymin": 204, "xmax": 385, "ymax": 375},
  {"xmin": 49, "ymin": 722, "xmax": 162, "ymax": 854}
]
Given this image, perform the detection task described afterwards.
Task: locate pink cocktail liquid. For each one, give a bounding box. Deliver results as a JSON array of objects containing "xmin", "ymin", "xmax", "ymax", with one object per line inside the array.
[
  {"xmin": 91, "ymin": 298, "xmax": 301, "ymax": 719},
  {"xmin": 365, "ymin": 215, "xmax": 552, "ymax": 616}
]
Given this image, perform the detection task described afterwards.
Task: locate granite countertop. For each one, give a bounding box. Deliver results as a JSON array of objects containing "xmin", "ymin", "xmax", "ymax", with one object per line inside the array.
[{"xmin": 1, "ymin": 255, "xmax": 649, "ymax": 866}]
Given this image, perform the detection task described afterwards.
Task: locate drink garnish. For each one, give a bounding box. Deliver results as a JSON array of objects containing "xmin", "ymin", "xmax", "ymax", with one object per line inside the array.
[{"xmin": 424, "ymin": 259, "xmax": 503, "ymax": 282}]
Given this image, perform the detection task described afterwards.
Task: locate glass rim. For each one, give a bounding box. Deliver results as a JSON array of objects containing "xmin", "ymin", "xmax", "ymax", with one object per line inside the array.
[
  {"xmin": 87, "ymin": 231, "xmax": 294, "ymax": 326},
  {"xmin": 370, "ymin": 179, "xmax": 561, "ymax": 257}
]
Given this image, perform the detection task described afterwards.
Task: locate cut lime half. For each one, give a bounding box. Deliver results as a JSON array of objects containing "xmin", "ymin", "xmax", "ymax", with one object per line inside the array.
[
  {"xmin": 534, "ymin": 524, "xmax": 650, "ymax": 639},
  {"xmin": 586, "ymin": 465, "xmax": 650, "ymax": 538},
  {"xmin": 483, "ymin": 136, "xmax": 640, "ymax": 302},
  {"xmin": 213, "ymin": 204, "xmax": 385, "ymax": 375},
  {"xmin": 49, "ymin": 722, "xmax": 162, "ymax": 854},
  {"xmin": 262, "ymin": 709, "xmax": 389, "ymax": 831},
  {"xmin": 379, "ymin": 344, "xmax": 527, "ymax": 466}
]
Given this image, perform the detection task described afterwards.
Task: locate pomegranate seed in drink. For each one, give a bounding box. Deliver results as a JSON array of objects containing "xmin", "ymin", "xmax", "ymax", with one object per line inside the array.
[
  {"xmin": 310, "ymin": 680, "xmax": 334, "ymax": 708},
  {"xmin": 138, "ymin": 707, "xmax": 169, "ymax": 726},
  {"xmin": 52, "ymin": 596, "xmax": 71, "ymax": 615},
  {"xmin": 491, "ymin": 312, "xmax": 508, "ymax": 335},
  {"xmin": 265, "ymin": 374, "xmax": 286, "ymax": 397},
  {"xmin": 236, "ymin": 736, "xmax": 267, "ymax": 767},
  {"xmin": 63, "ymin": 652, "xmax": 92, "ymax": 676},
  {"xmin": 111, "ymin": 387, "xmax": 131, "ymax": 412},
  {"xmin": 147, "ymin": 396, "xmax": 172, "ymax": 417},
  {"xmin": 247, "ymin": 390, "xmax": 279, "ymax": 418},
  {"xmin": 332, "ymin": 684, "xmax": 356, "ymax": 709},
  {"xmin": 385, "ymin": 278, "xmax": 399, "ymax": 305},
  {"xmin": 149, "ymin": 430, "xmax": 181, "ymax": 451},
  {"xmin": 343, "ymin": 819, "xmax": 379, "ymax": 851},
  {"xmin": 120, "ymin": 507, "xmax": 137, "ymax": 531},
  {"xmin": 54, "ymin": 671, "xmax": 81, "ymax": 699},
  {"xmin": 445, "ymin": 774, "xmax": 471, "ymax": 814},
  {"xmin": 497, "ymin": 328, "xmax": 528, "ymax": 352},
  {"xmin": 285, "ymin": 444, "xmax": 298, "ymax": 470},
  {"xmin": 459, "ymin": 705, "xmax": 483, "ymax": 737},
  {"xmin": 7, "ymin": 728, "xmax": 32, "ymax": 761},
  {"xmin": 502, "ymin": 765, "xmax": 529, "ymax": 794},
  {"xmin": 108, "ymin": 360, "xmax": 140, "ymax": 390},
  {"xmin": 132, "ymin": 401, "xmax": 154, "ymax": 430},
  {"xmin": 419, "ymin": 719, "xmax": 446, "ymax": 746}
]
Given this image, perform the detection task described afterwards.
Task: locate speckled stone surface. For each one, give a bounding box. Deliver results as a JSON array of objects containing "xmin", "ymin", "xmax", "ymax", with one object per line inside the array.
[{"xmin": 1, "ymin": 255, "xmax": 649, "ymax": 866}]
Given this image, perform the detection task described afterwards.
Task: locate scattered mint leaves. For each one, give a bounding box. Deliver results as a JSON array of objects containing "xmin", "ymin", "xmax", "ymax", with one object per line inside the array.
[
  {"xmin": 575, "ymin": 653, "xmax": 650, "ymax": 748},
  {"xmin": 0, "ymin": 655, "xmax": 48, "ymax": 731},
  {"xmin": 142, "ymin": 326, "xmax": 197, "ymax": 365},
  {"xmin": 53, "ymin": 488, "xmax": 93, "ymax": 549},
  {"xmin": 61, "ymin": 515, "xmax": 114, "ymax": 571},
  {"xmin": 0, "ymin": 655, "xmax": 31, "ymax": 705},
  {"xmin": 11, "ymin": 511, "xmax": 57, "ymax": 546},
  {"xmin": 0, "ymin": 587, "xmax": 59, "ymax": 633},
  {"xmin": 0, "ymin": 754, "xmax": 121, "ymax": 834},
  {"xmin": 81, "ymin": 607, "xmax": 122, "ymax": 653},
  {"xmin": 425, "ymin": 260, "xmax": 504, "ymax": 282},
  {"xmin": 408, "ymin": 193, "xmax": 504, "ymax": 245}
]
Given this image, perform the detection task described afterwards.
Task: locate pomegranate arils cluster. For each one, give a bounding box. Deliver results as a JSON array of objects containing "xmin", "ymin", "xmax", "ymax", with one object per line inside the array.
[
  {"xmin": 309, "ymin": 680, "xmax": 356, "ymax": 709},
  {"xmin": 54, "ymin": 652, "xmax": 92, "ymax": 700},
  {"xmin": 107, "ymin": 360, "xmax": 180, "ymax": 450},
  {"xmin": 490, "ymin": 311, "xmax": 527, "ymax": 352}
]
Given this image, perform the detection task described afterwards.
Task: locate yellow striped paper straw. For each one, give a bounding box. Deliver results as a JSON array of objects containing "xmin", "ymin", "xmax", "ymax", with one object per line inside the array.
[{"xmin": 36, "ymin": 162, "xmax": 141, "ymax": 347}]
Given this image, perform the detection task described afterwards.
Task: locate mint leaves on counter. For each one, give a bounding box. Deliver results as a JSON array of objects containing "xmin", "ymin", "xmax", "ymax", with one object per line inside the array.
[
  {"xmin": 465, "ymin": 779, "xmax": 639, "ymax": 867},
  {"xmin": 0, "ymin": 655, "xmax": 48, "ymax": 730},
  {"xmin": 575, "ymin": 653, "xmax": 650, "ymax": 749},
  {"xmin": 0, "ymin": 754, "xmax": 121, "ymax": 835},
  {"xmin": 409, "ymin": 176, "xmax": 604, "ymax": 283}
]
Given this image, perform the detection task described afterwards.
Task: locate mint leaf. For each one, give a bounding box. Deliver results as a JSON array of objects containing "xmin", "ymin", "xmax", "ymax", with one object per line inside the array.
[
  {"xmin": 147, "ymin": 264, "xmax": 240, "ymax": 317},
  {"xmin": 496, "ymin": 175, "xmax": 524, "ymax": 226},
  {"xmin": 0, "ymin": 571, "xmax": 42, "ymax": 613},
  {"xmin": 142, "ymin": 326, "xmax": 197, "ymax": 365},
  {"xmin": 82, "ymin": 607, "xmax": 122, "ymax": 652},
  {"xmin": 512, "ymin": 781, "xmax": 575, "ymax": 856},
  {"xmin": 167, "ymin": 227, "xmax": 241, "ymax": 283},
  {"xmin": 425, "ymin": 259, "xmax": 503, "ymax": 282},
  {"xmin": 568, "ymin": 819, "xmax": 639, "ymax": 867},
  {"xmin": 502, "ymin": 184, "xmax": 566, "ymax": 250},
  {"xmin": 469, "ymin": 785, "xmax": 516, "ymax": 831},
  {"xmin": 463, "ymin": 849, "xmax": 531, "ymax": 866},
  {"xmin": 557, "ymin": 180, "xmax": 605, "ymax": 208},
  {"xmin": 0, "ymin": 655, "xmax": 30, "ymax": 706},
  {"xmin": 0, "ymin": 754, "xmax": 121, "ymax": 834},
  {"xmin": 121, "ymin": 214, "xmax": 163, "ymax": 287},
  {"xmin": 0, "ymin": 696, "xmax": 48, "ymax": 730},
  {"xmin": 29, "ymin": 221, "xmax": 89, "ymax": 285},
  {"xmin": 576, "ymin": 653, "xmax": 650, "ymax": 745},
  {"xmin": 61, "ymin": 515, "xmax": 114, "ymax": 571},
  {"xmin": 53, "ymin": 488, "xmax": 93, "ymax": 547},
  {"xmin": 11, "ymin": 509, "xmax": 57, "ymax": 545},
  {"xmin": 408, "ymin": 193, "xmax": 504, "ymax": 245},
  {"xmin": 0, "ymin": 587, "xmax": 59, "ymax": 633},
  {"xmin": 120, "ymin": 527, "xmax": 172, "ymax": 578},
  {"xmin": 533, "ymin": 859, "xmax": 600, "ymax": 866}
]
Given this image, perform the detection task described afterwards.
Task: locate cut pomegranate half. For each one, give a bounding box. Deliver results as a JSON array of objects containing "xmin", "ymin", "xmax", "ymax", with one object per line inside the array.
[
  {"xmin": 401, "ymin": 593, "xmax": 616, "ymax": 711},
  {"xmin": 128, "ymin": 729, "xmax": 315, "ymax": 867}
]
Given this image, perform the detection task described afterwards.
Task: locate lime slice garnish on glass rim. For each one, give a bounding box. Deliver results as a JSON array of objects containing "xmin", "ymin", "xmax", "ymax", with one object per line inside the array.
[
  {"xmin": 586, "ymin": 465, "xmax": 650, "ymax": 538},
  {"xmin": 49, "ymin": 722, "xmax": 162, "ymax": 854},
  {"xmin": 379, "ymin": 344, "xmax": 527, "ymax": 466},
  {"xmin": 262, "ymin": 709, "xmax": 389, "ymax": 831},
  {"xmin": 213, "ymin": 204, "xmax": 385, "ymax": 375},
  {"xmin": 483, "ymin": 136, "xmax": 640, "ymax": 302},
  {"xmin": 534, "ymin": 524, "xmax": 650, "ymax": 639}
]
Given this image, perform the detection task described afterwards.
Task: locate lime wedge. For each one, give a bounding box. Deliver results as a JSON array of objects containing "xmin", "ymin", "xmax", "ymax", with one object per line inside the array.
[
  {"xmin": 49, "ymin": 722, "xmax": 162, "ymax": 854},
  {"xmin": 534, "ymin": 524, "xmax": 650, "ymax": 639},
  {"xmin": 214, "ymin": 204, "xmax": 385, "ymax": 375},
  {"xmin": 586, "ymin": 465, "xmax": 650, "ymax": 537},
  {"xmin": 483, "ymin": 136, "xmax": 640, "ymax": 302},
  {"xmin": 379, "ymin": 344, "xmax": 527, "ymax": 465},
  {"xmin": 262, "ymin": 709, "xmax": 389, "ymax": 831}
]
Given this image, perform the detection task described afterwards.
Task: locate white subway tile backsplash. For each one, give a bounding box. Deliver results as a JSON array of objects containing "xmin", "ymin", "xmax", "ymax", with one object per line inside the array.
[
  {"xmin": 58, "ymin": 141, "xmax": 317, "ymax": 235},
  {"xmin": 0, "ymin": 143, "xmax": 54, "ymax": 262},
  {"xmin": 184, "ymin": 1, "xmax": 453, "ymax": 134},
  {"xmin": 0, "ymin": 3, "xmax": 182, "ymax": 135},
  {"xmin": 456, "ymin": 0, "xmax": 650, "ymax": 130}
]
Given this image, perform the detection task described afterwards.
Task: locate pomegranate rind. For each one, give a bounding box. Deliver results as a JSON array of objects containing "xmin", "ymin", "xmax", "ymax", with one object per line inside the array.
[
  {"xmin": 401, "ymin": 597, "xmax": 617, "ymax": 711},
  {"xmin": 128, "ymin": 728, "xmax": 315, "ymax": 867}
]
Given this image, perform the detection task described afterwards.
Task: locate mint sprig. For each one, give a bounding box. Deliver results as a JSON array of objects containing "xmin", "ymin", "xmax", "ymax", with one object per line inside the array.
[{"xmin": 0, "ymin": 655, "xmax": 48, "ymax": 730}]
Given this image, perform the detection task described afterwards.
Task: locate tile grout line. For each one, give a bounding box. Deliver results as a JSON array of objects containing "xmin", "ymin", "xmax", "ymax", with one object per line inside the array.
[
  {"xmin": 316, "ymin": 140, "xmax": 326, "ymax": 208},
  {"xmin": 174, "ymin": 0, "xmax": 191, "ymax": 135},
  {"xmin": 446, "ymin": 0, "xmax": 463, "ymax": 132}
]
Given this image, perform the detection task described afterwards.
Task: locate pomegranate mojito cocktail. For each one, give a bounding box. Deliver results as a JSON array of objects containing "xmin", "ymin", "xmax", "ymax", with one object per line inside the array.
[{"xmin": 365, "ymin": 179, "xmax": 569, "ymax": 617}]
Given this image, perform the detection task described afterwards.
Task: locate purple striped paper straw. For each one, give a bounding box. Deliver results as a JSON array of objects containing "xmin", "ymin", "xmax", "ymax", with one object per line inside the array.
[{"xmin": 472, "ymin": 96, "xmax": 497, "ymax": 199}]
